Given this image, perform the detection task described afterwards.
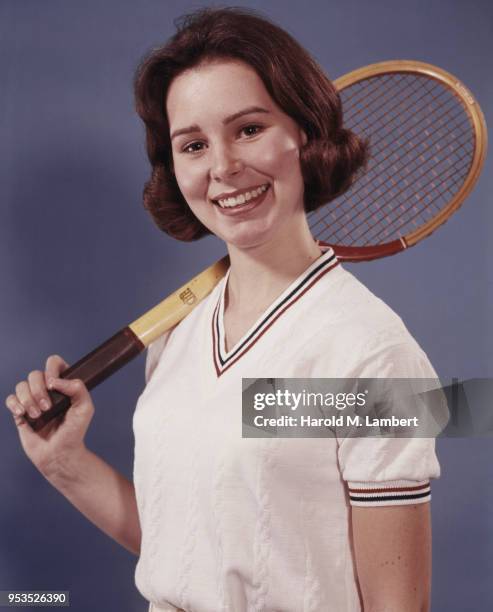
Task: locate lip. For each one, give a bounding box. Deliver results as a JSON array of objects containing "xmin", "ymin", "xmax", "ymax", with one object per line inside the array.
[
  {"xmin": 210, "ymin": 183, "xmax": 270, "ymax": 203},
  {"xmin": 214, "ymin": 184, "xmax": 271, "ymax": 217}
]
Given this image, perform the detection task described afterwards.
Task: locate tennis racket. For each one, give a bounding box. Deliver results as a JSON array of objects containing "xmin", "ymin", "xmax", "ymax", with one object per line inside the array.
[{"xmin": 26, "ymin": 59, "xmax": 487, "ymax": 431}]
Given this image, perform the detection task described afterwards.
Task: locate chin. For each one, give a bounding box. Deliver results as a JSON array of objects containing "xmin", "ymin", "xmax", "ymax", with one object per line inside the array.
[{"xmin": 220, "ymin": 223, "xmax": 276, "ymax": 250}]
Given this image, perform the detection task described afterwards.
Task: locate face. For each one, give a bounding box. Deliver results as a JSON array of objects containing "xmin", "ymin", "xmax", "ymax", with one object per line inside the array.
[{"xmin": 166, "ymin": 60, "xmax": 307, "ymax": 250}]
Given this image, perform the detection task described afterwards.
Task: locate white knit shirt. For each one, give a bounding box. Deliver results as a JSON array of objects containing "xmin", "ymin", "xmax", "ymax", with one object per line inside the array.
[{"xmin": 133, "ymin": 249, "xmax": 441, "ymax": 611}]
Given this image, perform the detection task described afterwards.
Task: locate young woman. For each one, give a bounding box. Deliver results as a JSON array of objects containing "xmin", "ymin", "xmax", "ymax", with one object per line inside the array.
[{"xmin": 6, "ymin": 8, "xmax": 439, "ymax": 612}]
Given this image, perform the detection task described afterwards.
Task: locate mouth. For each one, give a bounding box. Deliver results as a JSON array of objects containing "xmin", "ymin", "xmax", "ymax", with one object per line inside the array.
[{"xmin": 211, "ymin": 184, "xmax": 270, "ymax": 209}]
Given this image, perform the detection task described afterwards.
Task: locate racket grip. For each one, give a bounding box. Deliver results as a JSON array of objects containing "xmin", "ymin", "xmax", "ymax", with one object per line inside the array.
[{"xmin": 24, "ymin": 327, "xmax": 145, "ymax": 432}]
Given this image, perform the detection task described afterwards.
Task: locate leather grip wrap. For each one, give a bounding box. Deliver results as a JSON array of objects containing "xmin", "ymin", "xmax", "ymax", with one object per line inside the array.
[{"xmin": 25, "ymin": 327, "xmax": 145, "ymax": 431}]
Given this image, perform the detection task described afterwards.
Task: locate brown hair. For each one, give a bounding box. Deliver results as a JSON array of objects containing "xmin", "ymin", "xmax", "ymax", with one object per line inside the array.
[{"xmin": 134, "ymin": 7, "xmax": 368, "ymax": 241}]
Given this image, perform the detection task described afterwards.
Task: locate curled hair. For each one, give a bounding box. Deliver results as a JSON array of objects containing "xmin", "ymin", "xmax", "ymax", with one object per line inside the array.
[{"xmin": 134, "ymin": 7, "xmax": 368, "ymax": 241}]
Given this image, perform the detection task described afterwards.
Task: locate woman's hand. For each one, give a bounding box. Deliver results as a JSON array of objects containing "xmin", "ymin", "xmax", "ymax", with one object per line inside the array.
[{"xmin": 5, "ymin": 354, "xmax": 95, "ymax": 480}]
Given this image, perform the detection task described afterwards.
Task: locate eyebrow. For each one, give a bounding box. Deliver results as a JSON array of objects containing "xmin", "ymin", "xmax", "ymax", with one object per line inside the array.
[{"xmin": 170, "ymin": 106, "xmax": 270, "ymax": 141}]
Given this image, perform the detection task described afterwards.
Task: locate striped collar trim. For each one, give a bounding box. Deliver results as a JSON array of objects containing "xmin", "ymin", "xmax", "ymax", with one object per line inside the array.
[{"xmin": 211, "ymin": 248, "xmax": 338, "ymax": 377}]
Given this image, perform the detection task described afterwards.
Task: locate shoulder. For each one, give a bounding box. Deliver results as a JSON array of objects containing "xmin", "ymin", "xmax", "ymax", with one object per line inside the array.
[
  {"xmin": 312, "ymin": 264, "xmax": 418, "ymax": 346},
  {"xmin": 144, "ymin": 276, "xmax": 224, "ymax": 383},
  {"xmin": 144, "ymin": 331, "xmax": 171, "ymax": 383},
  {"xmin": 300, "ymin": 264, "xmax": 436, "ymax": 377}
]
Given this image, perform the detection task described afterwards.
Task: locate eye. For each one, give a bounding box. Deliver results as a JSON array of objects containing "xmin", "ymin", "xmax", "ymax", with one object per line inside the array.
[
  {"xmin": 181, "ymin": 141, "xmax": 207, "ymax": 154},
  {"xmin": 239, "ymin": 124, "xmax": 264, "ymax": 138}
]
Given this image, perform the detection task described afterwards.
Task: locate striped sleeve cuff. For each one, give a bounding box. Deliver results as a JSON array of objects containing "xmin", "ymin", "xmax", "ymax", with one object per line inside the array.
[{"xmin": 347, "ymin": 480, "xmax": 431, "ymax": 507}]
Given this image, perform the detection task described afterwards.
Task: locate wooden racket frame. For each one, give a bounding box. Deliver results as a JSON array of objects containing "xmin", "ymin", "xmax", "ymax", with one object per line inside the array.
[
  {"xmin": 25, "ymin": 60, "xmax": 488, "ymax": 431},
  {"xmin": 327, "ymin": 60, "xmax": 488, "ymax": 261}
]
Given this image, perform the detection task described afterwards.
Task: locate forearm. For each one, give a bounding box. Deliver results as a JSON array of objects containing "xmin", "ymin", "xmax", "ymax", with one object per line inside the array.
[
  {"xmin": 353, "ymin": 504, "xmax": 431, "ymax": 612},
  {"xmin": 44, "ymin": 447, "xmax": 141, "ymax": 555}
]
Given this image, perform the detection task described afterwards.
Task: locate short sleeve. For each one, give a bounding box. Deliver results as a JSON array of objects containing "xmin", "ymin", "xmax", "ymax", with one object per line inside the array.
[
  {"xmin": 337, "ymin": 339, "xmax": 446, "ymax": 507},
  {"xmin": 144, "ymin": 331, "xmax": 171, "ymax": 383}
]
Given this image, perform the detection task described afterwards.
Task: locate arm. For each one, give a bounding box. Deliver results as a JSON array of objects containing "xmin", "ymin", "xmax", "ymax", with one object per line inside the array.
[
  {"xmin": 47, "ymin": 446, "xmax": 141, "ymax": 556},
  {"xmin": 6, "ymin": 355, "xmax": 141, "ymax": 556},
  {"xmin": 351, "ymin": 503, "xmax": 431, "ymax": 612}
]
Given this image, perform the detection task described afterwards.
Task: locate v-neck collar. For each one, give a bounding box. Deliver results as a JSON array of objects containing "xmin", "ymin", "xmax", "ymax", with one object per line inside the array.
[{"xmin": 211, "ymin": 248, "xmax": 338, "ymax": 377}]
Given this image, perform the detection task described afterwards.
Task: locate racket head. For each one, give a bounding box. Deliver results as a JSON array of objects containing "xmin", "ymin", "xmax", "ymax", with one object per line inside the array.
[{"xmin": 309, "ymin": 60, "xmax": 488, "ymax": 262}]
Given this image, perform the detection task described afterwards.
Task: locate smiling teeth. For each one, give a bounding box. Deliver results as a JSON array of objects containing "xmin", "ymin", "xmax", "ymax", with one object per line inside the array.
[{"xmin": 217, "ymin": 184, "xmax": 269, "ymax": 208}]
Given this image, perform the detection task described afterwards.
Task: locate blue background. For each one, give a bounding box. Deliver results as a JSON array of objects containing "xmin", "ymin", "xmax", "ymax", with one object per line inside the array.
[{"xmin": 1, "ymin": 1, "xmax": 491, "ymax": 610}]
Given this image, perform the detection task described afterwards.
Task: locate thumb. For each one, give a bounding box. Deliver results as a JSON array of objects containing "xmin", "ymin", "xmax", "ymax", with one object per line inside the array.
[{"xmin": 48, "ymin": 377, "xmax": 94, "ymax": 423}]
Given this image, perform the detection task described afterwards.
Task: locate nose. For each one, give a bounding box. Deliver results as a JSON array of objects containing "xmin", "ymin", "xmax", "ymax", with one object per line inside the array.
[{"xmin": 210, "ymin": 143, "xmax": 243, "ymax": 181}]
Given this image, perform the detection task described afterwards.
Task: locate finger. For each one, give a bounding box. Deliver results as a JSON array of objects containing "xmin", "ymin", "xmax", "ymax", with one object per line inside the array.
[
  {"xmin": 28, "ymin": 370, "xmax": 52, "ymax": 413},
  {"xmin": 47, "ymin": 377, "xmax": 89, "ymax": 404},
  {"xmin": 47, "ymin": 377, "xmax": 94, "ymax": 429},
  {"xmin": 45, "ymin": 354, "xmax": 69, "ymax": 381},
  {"xmin": 15, "ymin": 381, "xmax": 41, "ymax": 419},
  {"xmin": 5, "ymin": 394, "xmax": 25, "ymax": 418},
  {"xmin": 6, "ymin": 398, "xmax": 29, "ymax": 429},
  {"xmin": 6, "ymin": 395, "xmax": 55, "ymax": 446}
]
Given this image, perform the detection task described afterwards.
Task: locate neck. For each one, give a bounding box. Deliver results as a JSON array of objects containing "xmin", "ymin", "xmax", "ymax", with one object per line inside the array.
[{"xmin": 225, "ymin": 217, "xmax": 322, "ymax": 314}]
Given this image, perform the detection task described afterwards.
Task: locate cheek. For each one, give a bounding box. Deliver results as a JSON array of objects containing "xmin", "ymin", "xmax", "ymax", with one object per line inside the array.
[
  {"xmin": 174, "ymin": 160, "xmax": 208, "ymax": 203},
  {"xmin": 173, "ymin": 160, "xmax": 215, "ymax": 230},
  {"xmin": 252, "ymin": 137, "xmax": 303, "ymax": 184}
]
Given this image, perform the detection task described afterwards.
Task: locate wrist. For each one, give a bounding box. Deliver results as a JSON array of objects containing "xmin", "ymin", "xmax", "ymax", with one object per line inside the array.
[{"xmin": 41, "ymin": 445, "xmax": 91, "ymax": 490}]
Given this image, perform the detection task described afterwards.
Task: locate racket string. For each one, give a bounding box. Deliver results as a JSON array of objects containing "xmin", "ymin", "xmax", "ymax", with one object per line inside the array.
[
  {"xmin": 343, "ymin": 74, "xmax": 429, "ymax": 135},
  {"xmin": 337, "ymin": 120, "xmax": 473, "ymax": 237},
  {"xmin": 309, "ymin": 72, "xmax": 475, "ymax": 247},
  {"xmin": 345, "ymin": 76, "xmax": 469, "ymax": 162},
  {"xmin": 354, "ymin": 164, "xmax": 471, "ymax": 246},
  {"xmin": 311, "ymin": 126, "xmax": 472, "ymax": 245},
  {"xmin": 317, "ymin": 152, "xmax": 471, "ymax": 246},
  {"xmin": 346, "ymin": 111, "xmax": 470, "ymax": 210}
]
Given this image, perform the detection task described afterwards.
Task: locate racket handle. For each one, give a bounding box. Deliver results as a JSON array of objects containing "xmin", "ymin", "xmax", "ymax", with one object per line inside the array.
[
  {"xmin": 24, "ymin": 327, "xmax": 145, "ymax": 432},
  {"xmin": 24, "ymin": 256, "xmax": 230, "ymax": 432}
]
